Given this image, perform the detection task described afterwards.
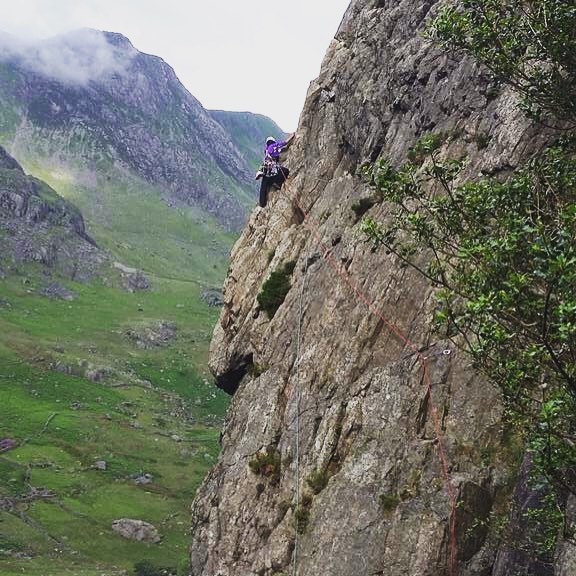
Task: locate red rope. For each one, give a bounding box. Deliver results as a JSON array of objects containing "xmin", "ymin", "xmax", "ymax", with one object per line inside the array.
[{"xmin": 277, "ymin": 165, "xmax": 458, "ymax": 575}]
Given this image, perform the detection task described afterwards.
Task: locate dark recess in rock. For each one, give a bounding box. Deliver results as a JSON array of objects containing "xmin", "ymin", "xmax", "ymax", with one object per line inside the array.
[{"xmin": 214, "ymin": 353, "xmax": 254, "ymax": 396}]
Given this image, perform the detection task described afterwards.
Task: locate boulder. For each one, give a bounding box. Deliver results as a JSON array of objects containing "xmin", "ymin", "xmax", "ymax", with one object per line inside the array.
[{"xmin": 111, "ymin": 519, "xmax": 161, "ymax": 543}]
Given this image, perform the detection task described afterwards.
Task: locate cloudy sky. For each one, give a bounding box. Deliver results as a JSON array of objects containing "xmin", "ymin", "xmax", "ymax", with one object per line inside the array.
[{"xmin": 1, "ymin": 0, "xmax": 351, "ymax": 131}]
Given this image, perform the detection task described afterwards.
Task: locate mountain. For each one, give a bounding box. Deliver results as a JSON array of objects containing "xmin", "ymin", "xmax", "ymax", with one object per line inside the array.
[
  {"xmin": 210, "ymin": 110, "xmax": 287, "ymax": 170},
  {"xmin": 190, "ymin": 1, "xmax": 575, "ymax": 575},
  {"xmin": 0, "ymin": 29, "xmax": 285, "ymax": 576},
  {"xmin": 0, "ymin": 145, "xmax": 104, "ymax": 281},
  {"xmin": 0, "ymin": 28, "xmax": 255, "ymax": 232},
  {"xmin": 0, "ymin": 29, "xmax": 288, "ymax": 287}
]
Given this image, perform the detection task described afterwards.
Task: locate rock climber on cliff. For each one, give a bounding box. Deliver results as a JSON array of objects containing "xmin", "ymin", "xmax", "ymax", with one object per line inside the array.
[{"xmin": 255, "ymin": 133, "xmax": 295, "ymax": 207}]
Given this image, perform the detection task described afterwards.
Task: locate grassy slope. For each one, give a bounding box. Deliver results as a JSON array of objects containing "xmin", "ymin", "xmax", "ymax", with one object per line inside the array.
[
  {"xmin": 15, "ymin": 155, "xmax": 237, "ymax": 287},
  {"xmin": 0, "ymin": 264, "xmax": 229, "ymax": 575},
  {"xmin": 0, "ymin": 111, "xmax": 240, "ymax": 573}
]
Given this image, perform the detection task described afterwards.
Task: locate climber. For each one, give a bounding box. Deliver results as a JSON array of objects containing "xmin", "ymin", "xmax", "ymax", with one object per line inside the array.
[{"xmin": 255, "ymin": 133, "xmax": 295, "ymax": 207}]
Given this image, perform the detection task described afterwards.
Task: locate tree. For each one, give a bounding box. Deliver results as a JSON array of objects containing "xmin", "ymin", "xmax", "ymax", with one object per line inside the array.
[
  {"xmin": 360, "ymin": 133, "xmax": 576, "ymax": 492},
  {"xmin": 428, "ymin": 0, "xmax": 576, "ymax": 124}
]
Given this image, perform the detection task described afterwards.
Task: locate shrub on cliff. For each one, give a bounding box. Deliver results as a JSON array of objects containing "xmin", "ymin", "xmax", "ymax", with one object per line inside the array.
[
  {"xmin": 428, "ymin": 0, "xmax": 576, "ymax": 124},
  {"xmin": 361, "ymin": 136, "xmax": 576, "ymax": 494},
  {"xmin": 257, "ymin": 260, "xmax": 296, "ymax": 318}
]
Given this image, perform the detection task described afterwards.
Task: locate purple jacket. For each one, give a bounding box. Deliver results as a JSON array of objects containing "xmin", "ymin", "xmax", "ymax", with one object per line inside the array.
[{"xmin": 265, "ymin": 141, "xmax": 287, "ymax": 161}]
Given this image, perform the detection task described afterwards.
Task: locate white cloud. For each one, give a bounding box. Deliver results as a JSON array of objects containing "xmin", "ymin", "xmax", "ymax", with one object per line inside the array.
[
  {"xmin": 0, "ymin": 28, "xmax": 136, "ymax": 85},
  {"xmin": 0, "ymin": 0, "xmax": 351, "ymax": 130}
]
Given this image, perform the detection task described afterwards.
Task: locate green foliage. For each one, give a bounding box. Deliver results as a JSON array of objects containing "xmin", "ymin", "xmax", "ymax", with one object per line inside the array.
[
  {"xmin": 176, "ymin": 557, "xmax": 192, "ymax": 576},
  {"xmin": 520, "ymin": 487, "xmax": 564, "ymax": 555},
  {"xmin": 0, "ymin": 269, "xmax": 228, "ymax": 575},
  {"xmin": 378, "ymin": 493, "xmax": 400, "ymax": 516},
  {"xmin": 257, "ymin": 261, "xmax": 296, "ymax": 318},
  {"xmin": 351, "ymin": 197, "xmax": 376, "ymax": 221},
  {"xmin": 407, "ymin": 132, "xmax": 446, "ymax": 163},
  {"xmin": 361, "ymin": 137, "xmax": 576, "ymax": 492},
  {"xmin": 248, "ymin": 447, "xmax": 282, "ymax": 483},
  {"xmin": 306, "ymin": 469, "xmax": 330, "ymax": 495},
  {"xmin": 428, "ymin": 0, "xmax": 576, "ymax": 123},
  {"xmin": 248, "ymin": 362, "xmax": 269, "ymax": 377},
  {"xmin": 294, "ymin": 493, "xmax": 313, "ymax": 534}
]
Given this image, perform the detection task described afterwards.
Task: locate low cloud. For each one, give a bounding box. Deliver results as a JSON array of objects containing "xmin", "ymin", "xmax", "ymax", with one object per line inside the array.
[{"xmin": 0, "ymin": 28, "xmax": 136, "ymax": 85}]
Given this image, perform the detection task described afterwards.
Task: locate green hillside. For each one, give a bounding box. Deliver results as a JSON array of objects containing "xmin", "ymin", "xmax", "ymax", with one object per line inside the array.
[
  {"xmin": 0, "ymin": 131, "xmax": 233, "ymax": 575},
  {"xmin": 0, "ymin": 34, "xmax": 250, "ymax": 574},
  {"xmin": 210, "ymin": 110, "xmax": 287, "ymax": 170},
  {"xmin": 0, "ymin": 29, "xmax": 291, "ymax": 574},
  {"xmin": 0, "ymin": 262, "xmax": 229, "ymax": 575}
]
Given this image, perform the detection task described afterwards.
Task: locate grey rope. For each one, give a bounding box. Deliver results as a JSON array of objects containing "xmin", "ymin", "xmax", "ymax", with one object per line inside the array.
[{"xmin": 292, "ymin": 245, "xmax": 312, "ymax": 576}]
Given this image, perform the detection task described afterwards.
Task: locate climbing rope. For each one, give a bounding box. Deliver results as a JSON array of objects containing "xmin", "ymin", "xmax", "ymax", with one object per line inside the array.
[
  {"xmin": 291, "ymin": 242, "xmax": 312, "ymax": 576},
  {"xmin": 276, "ymin": 164, "xmax": 458, "ymax": 576}
]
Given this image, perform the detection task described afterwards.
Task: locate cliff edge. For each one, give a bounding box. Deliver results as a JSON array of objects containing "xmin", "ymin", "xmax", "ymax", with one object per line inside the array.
[{"xmin": 190, "ymin": 1, "xmax": 576, "ymax": 575}]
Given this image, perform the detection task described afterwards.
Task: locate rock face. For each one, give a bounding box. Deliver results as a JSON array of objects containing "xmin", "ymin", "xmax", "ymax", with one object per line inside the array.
[
  {"xmin": 190, "ymin": 1, "xmax": 575, "ymax": 575},
  {"xmin": 0, "ymin": 145, "xmax": 104, "ymax": 280},
  {"xmin": 0, "ymin": 29, "xmax": 261, "ymax": 231}
]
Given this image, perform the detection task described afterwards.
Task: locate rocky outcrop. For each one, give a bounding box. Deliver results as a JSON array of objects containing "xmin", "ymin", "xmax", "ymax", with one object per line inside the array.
[
  {"xmin": 111, "ymin": 518, "xmax": 161, "ymax": 543},
  {"xmin": 125, "ymin": 321, "xmax": 177, "ymax": 350},
  {"xmin": 190, "ymin": 1, "xmax": 575, "ymax": 575},
  {"xmin": 0, "ymin": 146, "xmax": 105, "ymax": 280}
]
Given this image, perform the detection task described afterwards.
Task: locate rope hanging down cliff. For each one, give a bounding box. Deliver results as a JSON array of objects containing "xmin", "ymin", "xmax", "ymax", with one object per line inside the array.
[
  {"xmin": 278, "ymin": 164, "xmax": 458, "ymax": 576},
  {"xmin": 291, "ymin": 240, "xmax": 312, "ymax": 576}
]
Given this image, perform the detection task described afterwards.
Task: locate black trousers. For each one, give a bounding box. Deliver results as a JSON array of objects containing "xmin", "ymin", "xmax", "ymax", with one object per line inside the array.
[{"xmin": 259, "ymin": 166, "xmax": 290, "ymax": 207}]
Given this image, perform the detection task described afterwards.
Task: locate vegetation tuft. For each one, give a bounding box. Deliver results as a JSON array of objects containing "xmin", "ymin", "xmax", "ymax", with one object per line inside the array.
[
  {"xmin": 378, "ymin": 493, "xmax": 400, "ymax": 516},
  {"xmin": 248, "ymin": 447, "xmax": 282, "ymax": 484},
  {"xmin": 294, "ymin": 493, "xmax": 313, "ymax": 534},
  {"xmin": 351, "ymin": 197, "xmax": 377, "ymax": 221},
  {"xmin": 306, "ymin": 469, "xmax": 330, "ymax": 495},
  {"xmin": 257, "ymin": 261, "xmax": 296, "ymax": 318}
]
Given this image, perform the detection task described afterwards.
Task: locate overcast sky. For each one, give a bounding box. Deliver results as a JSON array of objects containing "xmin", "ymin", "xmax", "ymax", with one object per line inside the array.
[{"xmin": 1, "ymin": 0, "xmax": 351, "ymax": 131}]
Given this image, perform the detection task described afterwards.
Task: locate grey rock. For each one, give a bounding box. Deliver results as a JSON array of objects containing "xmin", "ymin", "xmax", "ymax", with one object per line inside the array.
[
  {"xmin": 133, "ymin": 473, "xmax": 153, "ymax": 486},
  {"xmin": 111, "ymin": 518, "xmax": 161, "ymax": 543},
  {"xmin": 190, "ymin": 1, "xmax": 575, "ymax": 575},
  {"xmin": 39, "ymin": 282, "xmax": 76, "ymax": 301},
  {"xmin": 0, "ymin": 146, "xmax": 106, "ymax": 280},
  {"xmin": 85, "ymin": 368, "xmax": 111, "ymax": 383},
  {"xmin": 122, "ymin": 270, "xmax": 150, "ymax": 293},
  {"xmin": 0, "ymin": 439, "xmax": 18, "ymax": 453},
  {"xmin": 201, "ymin": 287, "xmax": 224, "ymax": 307},
  {"xmin": 94, "ymin": 460, "xmax": 107, "ymax": 471},
  {"xmin": 125, "ymin": 321, "xmax": 177, "ymax": 349}
]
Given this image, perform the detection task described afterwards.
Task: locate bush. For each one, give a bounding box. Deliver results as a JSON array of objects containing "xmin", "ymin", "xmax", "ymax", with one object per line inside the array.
[
  {"xmin": 294, "ymin": 493, "xmax": 313, "ymax": 534},
  {"xmin": 351, "ymin": 197, "xmax": 376, "ymax": 220},
  {"xmin": 361, "ymin": 137, "xmax": 576, "ymax": 495},
  {"xmin": 248, "ymin": 447, "xmax": 282, "ymax": 484},
  {"xmin": 306, "ymin": 469, "xmax": 330, "ymax": 495},
  {"xmin": 378, "ymin": 493, "xmax": 400, "ymax": 516},
  {"xmin": 428, "ymin": 0, "xmax": 576, "ymax": 123},
  {"xmin": 257, "ymin": 261, "xmax": 296, "ymax": 318}
]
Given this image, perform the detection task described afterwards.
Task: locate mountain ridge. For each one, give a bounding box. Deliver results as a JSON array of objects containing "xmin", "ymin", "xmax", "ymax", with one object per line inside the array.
[{"xmin": 0, "ymin": 28, "xmax": 281, "ymax": 232}]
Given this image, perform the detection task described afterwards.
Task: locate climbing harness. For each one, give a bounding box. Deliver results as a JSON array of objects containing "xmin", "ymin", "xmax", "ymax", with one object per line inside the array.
[
  {"xmin": 278, "ymin": 165, "xmax": 458, "ymax": 576},
  {"xmin": 262, "ymin": 157, "xmax": 280, "ymax": 177}
]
